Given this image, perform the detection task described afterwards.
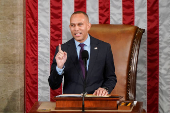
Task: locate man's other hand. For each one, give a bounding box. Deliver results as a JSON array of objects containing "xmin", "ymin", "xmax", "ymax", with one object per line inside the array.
[
  {"xmin": 93, "ymin": 87, "xmax": 108, "ymax": 96},
  {"xmin": 55, "ymin": 44, "xmax": 67, "ymax": 69}
]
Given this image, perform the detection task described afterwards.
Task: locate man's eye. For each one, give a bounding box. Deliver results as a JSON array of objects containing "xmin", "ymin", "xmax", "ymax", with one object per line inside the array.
[
  {"xmin": 78, "ymin": 23, "xmax": 83, "ymax": 26},
  {"xmin": 71, "ymin": 24, "xmax": 75, "ymax": 27}
]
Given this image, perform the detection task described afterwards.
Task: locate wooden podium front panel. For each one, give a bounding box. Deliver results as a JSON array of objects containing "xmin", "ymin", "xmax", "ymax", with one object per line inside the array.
[
  {"xmin": 84, "ymin": 98, "xmax": 118, "ymax": 110},
  {"xmin": 55, "ymin": 98, "xmax": 82, "ymax": 110},
  {"xmin": 84, "ymin": 100, "xmax": 116, "ymax": 110},
  {"xmin": 54, "ymin": 96, "xmax": 120, "ymax": 110},
  {"xmin": 28, "ymin": 101, "xmax": 143, "ymax": 113}
]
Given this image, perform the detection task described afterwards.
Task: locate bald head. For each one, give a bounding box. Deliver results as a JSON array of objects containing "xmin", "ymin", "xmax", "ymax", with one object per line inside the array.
[{"xmin": 70, "ymin": 11, "xmax": 89, "ymax": 22}]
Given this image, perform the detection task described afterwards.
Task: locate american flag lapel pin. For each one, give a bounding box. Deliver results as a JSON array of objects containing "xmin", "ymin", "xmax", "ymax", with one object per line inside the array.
[{"xmin": 94, "ymin": 47, "xmax": 98, "ymax": 50}]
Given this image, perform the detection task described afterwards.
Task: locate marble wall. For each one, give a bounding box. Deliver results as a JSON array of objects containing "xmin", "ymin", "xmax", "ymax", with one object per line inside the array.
[{"xmin": 0, "ymin": 0, "xmax": 24, "ymax": 113}]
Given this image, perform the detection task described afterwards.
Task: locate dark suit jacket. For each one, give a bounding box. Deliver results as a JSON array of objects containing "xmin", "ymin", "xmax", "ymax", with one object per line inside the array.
[{"xmin": 48, "ymin": 35, "xmax": 117, "ymax": 94}]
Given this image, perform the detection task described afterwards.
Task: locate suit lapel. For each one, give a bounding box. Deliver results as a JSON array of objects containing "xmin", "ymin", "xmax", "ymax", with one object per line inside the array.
[
  {"xmin": 87, "ymin": 36, "xmax": 99, "ymax": 81},
  {"xmin": 67, "ymin": 39, "xmax": 84, "ymax": 81}
]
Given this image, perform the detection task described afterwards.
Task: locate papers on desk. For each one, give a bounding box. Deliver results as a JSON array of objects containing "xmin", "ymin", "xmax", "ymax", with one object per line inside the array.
[
  {"xmin": 85, "ymin": 94, "xmax": 111, "ymax": 97},
  {"xmin": 56, "ymin": 94, "xmax": 82, "ymax": 97},
  {"xmin": 55, "ymin": 94, "xmax": 119, "ymax": 98}
]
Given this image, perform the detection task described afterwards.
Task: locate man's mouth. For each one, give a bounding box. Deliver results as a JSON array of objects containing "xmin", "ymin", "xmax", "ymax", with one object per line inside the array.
[{"xmin": 75, "ymin": 33, "xmax": 82, "ymax": 36}]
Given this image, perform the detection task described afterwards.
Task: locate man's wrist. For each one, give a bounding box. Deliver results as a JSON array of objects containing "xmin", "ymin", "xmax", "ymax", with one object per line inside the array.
[
  {"xmin": 56, "ymin": 66, "xmax": 65, "ymax": 75},
  {"xmin": 57, "ymin": 65, "xmax": 64, "ymax": 69}
]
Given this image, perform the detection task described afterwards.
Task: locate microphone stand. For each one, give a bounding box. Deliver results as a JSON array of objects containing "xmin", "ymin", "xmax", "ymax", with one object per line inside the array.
[{"xmin": 82, "ymin": 58, "xmax": 87, "ymax": 112}]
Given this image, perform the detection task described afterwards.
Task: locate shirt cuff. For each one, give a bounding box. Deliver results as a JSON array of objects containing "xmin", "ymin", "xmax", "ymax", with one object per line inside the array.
[{"xmin": 56, "ymin": 66, "xmax": 64, "ymax": 75}]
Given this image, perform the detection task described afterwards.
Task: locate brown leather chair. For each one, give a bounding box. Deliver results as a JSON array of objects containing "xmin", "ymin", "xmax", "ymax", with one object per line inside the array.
[
  {"xmin": 89, "ymin": 24, "xmax": 146, "ymax": 113},
  {"xmin": 88, "ymin": 24, "xmax": 145, "ymax": 101}
]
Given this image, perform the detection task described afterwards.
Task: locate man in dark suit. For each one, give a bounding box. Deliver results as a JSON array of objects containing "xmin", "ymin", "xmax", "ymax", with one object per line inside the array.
[{"xmin": 48, "ymin": 11, "xmax": 117, "ymax": 96}]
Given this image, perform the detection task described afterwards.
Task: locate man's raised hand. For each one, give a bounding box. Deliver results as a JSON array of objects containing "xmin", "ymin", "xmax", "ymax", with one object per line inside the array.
[{"xmin": 55, "ymin": 44, "xmax": 67, "ymax": 69}]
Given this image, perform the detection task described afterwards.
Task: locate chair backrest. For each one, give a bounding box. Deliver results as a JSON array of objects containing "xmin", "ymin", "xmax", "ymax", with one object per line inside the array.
[{"xmin": 88, "ymin": 24, "xmax": 145, "ymax": 100}]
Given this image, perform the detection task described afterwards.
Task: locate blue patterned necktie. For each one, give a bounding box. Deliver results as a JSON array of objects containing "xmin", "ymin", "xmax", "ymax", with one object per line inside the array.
[{"xmin": 79, "ymin": 43, "xmax": 85, "ymax": 78}]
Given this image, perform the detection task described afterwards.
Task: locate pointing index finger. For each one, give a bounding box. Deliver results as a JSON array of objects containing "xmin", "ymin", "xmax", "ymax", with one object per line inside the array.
[{"xmin": 58, "ymin": 44, "xmax": 62, "ymax": 52}]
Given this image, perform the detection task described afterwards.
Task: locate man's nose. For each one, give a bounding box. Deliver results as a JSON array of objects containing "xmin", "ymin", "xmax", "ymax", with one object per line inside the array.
[{"xmin": 74, "ymin": 25, "xmax": 79, "ymax": 30}]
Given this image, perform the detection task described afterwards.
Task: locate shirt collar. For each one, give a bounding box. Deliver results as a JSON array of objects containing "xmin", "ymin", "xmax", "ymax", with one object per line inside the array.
[{"xmin": 74, "ymin": 34, "xmax": 90, "ymax": 48}]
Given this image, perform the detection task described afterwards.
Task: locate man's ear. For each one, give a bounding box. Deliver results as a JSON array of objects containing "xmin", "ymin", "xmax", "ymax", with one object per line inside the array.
[{"xmin": 87, "ymin": 23, "xmax": 91, "ymax": 31}]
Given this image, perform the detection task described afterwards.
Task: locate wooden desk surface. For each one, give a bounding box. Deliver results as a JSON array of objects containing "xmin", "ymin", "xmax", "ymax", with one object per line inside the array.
[{"xmin": 29, "ymin": 101, "xmax": 143, "ymax": 113}]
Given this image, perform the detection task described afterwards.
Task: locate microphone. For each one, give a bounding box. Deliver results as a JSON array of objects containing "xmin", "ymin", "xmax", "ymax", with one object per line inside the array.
[
  {"xmin": 82, "ymin": 50, "xmax": 89, "ymax": 59},
  {"xmin": 81, "ymin": 50, "xmax": 89, "ymax": 112},
  {"xmin": 82, "ymin": 50, "xmax": 89, "ymax": 67}
]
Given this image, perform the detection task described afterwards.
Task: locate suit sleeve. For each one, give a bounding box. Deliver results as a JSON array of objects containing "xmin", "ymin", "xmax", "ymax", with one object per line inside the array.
[
  {"xmin": 102, "ymin": 44, "xmax": 117, "ymax": 93},
  {"xmin": 48, "ymin": 46, "xmax": 63, "ymax": 90}
]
